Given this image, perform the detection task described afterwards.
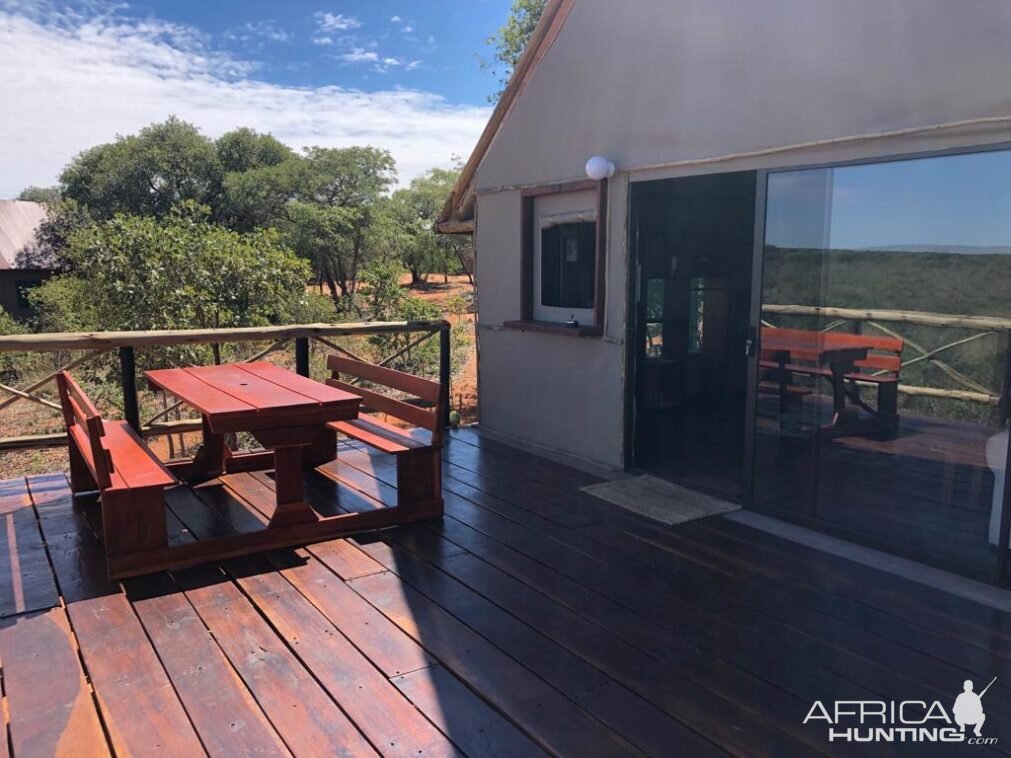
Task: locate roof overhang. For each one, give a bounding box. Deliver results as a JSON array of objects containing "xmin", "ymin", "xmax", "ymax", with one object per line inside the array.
[{"xmin": 436, "ymin": 0, "xmax": 573, "ymax": 234}]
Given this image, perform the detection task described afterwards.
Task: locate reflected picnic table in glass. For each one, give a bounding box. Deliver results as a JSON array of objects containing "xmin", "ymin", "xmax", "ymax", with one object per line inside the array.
[
  {"xmin": 759, "ymin": 328, "xmax": 872, "ymax": 432},
  {"xmin": 146, "ymin": 362, "xmax": 361, "ymax": 527}
]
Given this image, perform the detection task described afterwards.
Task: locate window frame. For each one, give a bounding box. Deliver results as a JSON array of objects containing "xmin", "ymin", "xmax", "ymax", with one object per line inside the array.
[{"xmin": 504, "ymin": 178, "xmax": 609, "ymax": 337}]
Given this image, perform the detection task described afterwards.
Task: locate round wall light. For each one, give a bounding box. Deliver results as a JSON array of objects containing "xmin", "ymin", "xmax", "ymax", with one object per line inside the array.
[{"xmin": 585, "ymin": 156, "xmax": 616, "ymax": 181}]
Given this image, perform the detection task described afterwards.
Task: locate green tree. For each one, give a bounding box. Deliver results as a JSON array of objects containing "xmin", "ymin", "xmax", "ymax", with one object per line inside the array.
[
  {"xmin": 30, "ymin": 205, "xmax": 312, "ymax": 335},
  {"xmin": 16, "ymin": 186, "xmax": 61, "ymax": 204},
  {"xmin": 215, "ymin": 128, "xmax": 294, "ymax": 175},
  {"xmin": 219, "ymin": 156, "xmax": 304, "ymax": 232},
  {"xmin": 214, "ymin": 129, "xmax": 298, "ymax": 229},
  {"xmin": 483, "ymin": 0, "xmax": 547, "ymax": 102},
  {"xmin": 285, "ymin": 146, "xmax": 397, "ymax": 305},
  {"xmin": 60, "ymin": 117, "xmax": 221, "ymax": 220},
  {"xmin": 388, "ymin": 168, "xmax": 472, "ymax": 285},
  {"xmin": 0, "ymin": 308, "xmax": 28, "ymax": 375}
]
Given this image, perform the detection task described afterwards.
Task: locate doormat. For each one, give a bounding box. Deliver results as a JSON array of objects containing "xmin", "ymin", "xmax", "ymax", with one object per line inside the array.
[{"xmin": 580, "ymin": 475, "xmax": 740, "ymax": 525}]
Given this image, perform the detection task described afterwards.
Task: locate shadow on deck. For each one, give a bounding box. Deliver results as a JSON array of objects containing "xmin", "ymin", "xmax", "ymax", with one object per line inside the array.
[{"xmin": 2, "ymin": 428, "xmax": 1011, "ymax": 756}]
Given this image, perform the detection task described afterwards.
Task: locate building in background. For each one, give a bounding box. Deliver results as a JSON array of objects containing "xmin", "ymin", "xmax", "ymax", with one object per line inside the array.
[
  {"xmin": 440, "ymin": 0, "xmax": 1011, "ymax": 583},
  {"xmin": 0, "ymin": 200, "xmax": 50, "ymax": 320}
]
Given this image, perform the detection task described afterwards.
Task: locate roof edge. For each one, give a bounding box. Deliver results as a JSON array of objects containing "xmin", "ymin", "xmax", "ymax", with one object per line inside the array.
[{"xmin": 436, "ymin": 0, "xmax": 573, "ymax": 233}]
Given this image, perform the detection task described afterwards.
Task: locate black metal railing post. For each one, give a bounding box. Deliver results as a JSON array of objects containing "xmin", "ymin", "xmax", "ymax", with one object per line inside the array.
[
  {"xmin": 295, "ymin": 337, "xmax": 310, "ymax": 377},
  {"xmin": 439, "ymin": 324, "xmax": 451, "ymax": 428},
  {"xmin": 119, "ymin": 346, "xmax": 141, "ymax": 433}
]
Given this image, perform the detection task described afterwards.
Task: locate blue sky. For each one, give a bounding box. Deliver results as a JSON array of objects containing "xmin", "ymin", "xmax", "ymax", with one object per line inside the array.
[
  {"xmin": 767, "ymin": 150, "xmax": 1011, "ymax": 250},
  {"xmin": 0, "ymin": 0, "xmax": 511, "ymax": 196},
  {"xmin": 129, "ymin": 0, "xmax": 508, "ymax": 103}
]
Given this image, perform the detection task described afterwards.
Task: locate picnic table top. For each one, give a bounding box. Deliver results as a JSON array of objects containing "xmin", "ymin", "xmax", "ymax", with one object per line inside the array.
[
  {"xmin": 761, "ymin": 328, "xmax": 872, "ymax": 366},
  {"xmin": 146, "ymin": 362, "xmax": 361, "ymax": 421}
]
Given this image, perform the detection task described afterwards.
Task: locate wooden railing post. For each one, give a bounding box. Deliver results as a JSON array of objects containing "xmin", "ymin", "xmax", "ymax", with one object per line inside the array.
[
  {"xmin": 119, "ymin": 346, "xmax": 141, "ymax": 433},
  {"xmin": 439, "ymin": 324, "xmax": 451, "ymax": 428},
  {"xmin": 295, "ymin": 337, "xmax": 310, "ymax": 377}
]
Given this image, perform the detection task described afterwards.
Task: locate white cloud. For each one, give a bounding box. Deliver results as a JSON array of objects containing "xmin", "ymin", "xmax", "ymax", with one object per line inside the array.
[
  {"xmin": 0, "ymin": 7, "xmax": 489, "ymax": 196},
  {"xmin": 224, "ymin": 20, "xmax": 291, "ymax": 46},
  {"xmin": 390, "ymin": 15, "xmax": 403, "ymax": 23},
  {"xmin": 314, "ymin": 12, "xmax": 361, "ymax": 32},
  {"xmin": 339, "ymin": 47, "xmax": 379, "ymax": 63}
]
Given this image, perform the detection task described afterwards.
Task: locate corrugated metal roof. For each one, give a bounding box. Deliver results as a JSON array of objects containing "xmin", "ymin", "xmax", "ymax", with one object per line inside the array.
[{"xmin": 0, "ymin": 200, "xmax": 47, "ymax": 269}]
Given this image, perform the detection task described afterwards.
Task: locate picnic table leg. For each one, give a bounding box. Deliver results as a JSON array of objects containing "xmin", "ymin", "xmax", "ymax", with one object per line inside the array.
[
  {"xmin": 268, "ymin": 445, "xmax": 319, "ymax": 528},
  {"xmin": 191, "ymin": 416, "xmax": 227, "ymax": 478},
  {"xmin": 830, "ymin": 365, "xmax": 847, "ymax": 425},
  {"xmin": 303, "ymin": 425, "xmax": 337, "ymax": 466}
]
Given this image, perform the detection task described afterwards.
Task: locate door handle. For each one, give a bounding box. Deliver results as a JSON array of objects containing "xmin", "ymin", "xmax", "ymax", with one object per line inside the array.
[{"xmin": 745, "ymin": 326, "xmax": 757, "ymax": 357}]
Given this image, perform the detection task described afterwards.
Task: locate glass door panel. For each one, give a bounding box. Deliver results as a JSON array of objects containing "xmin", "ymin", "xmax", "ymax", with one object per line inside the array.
[
  {"xmin": 631, "ymin": 171, "xmax": 757, "ymax": 500},
  {"xmin": 754, "ymin": 150, "xmax": 1011, "ymax": 581}
]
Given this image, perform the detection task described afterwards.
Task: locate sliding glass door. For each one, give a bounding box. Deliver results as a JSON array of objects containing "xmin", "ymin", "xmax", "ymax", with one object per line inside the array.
[{"xmin": 752, "ymin": 149, "xmax": 1011, "ymax": 580}]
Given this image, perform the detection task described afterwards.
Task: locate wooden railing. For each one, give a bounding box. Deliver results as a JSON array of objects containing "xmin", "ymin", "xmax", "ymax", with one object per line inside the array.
[
  {"xmin": 762, "ymin": 304, "xmax": 1011, "ymax": 407},
  {"xmin": 0, "ymin": 321, "xmax": 452, "ymax": 451}
]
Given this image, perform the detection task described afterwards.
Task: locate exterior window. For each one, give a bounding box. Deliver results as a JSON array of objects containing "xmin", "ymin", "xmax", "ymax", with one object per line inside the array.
[
  {"xmin": 507, "ymin": 182, "xmax": 606, "ymax": 335},
  {"xmin": 539, "ymin": 222, "xmax": 596, "ymax": 311}
]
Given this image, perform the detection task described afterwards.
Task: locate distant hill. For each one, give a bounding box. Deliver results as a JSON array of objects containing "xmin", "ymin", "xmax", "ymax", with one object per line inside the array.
[{"xmin": 858, "ymin": 244, "xmax": 1011, "ymax": 256}]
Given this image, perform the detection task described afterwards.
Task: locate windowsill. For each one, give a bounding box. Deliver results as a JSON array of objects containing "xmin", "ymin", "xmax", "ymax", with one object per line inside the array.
[{"xmin": 502, "ymin": 319, "xmax": 603, "ymax": 338}]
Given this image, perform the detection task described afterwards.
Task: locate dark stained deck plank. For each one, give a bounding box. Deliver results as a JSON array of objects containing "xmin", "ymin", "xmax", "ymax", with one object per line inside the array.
[
  {"xmin": 579, "ymin": 524, "xmax": 1011, "ymax": 717},
  {"xmin": 392, "ymin": 664, "xmax": 548, "ymax": 758},
  {"xmin": 371, "ymin": 536, "xmax": 825, "ymax": 757},
  {"xmin": 337, "ymin": 446, "xmax": 1011, "ymax": 748},
  {"xmin": 447, "ymin": 429, "xmax": 1011, "ymax": 627},
  {"xmin": 124, "ymin": 572, "xmax": 292, "ymax": 758},
  {"xmin": 27, "ymin": 476, "xmax": 207, "ymax": 757},
  {"xmin": 0, "ymin": 477, "xmax": 58, "ymax": 619},
  {"xmin": 0, "ymin": 609, "xmax": 110, "ymax": 758},
  {"xmin": 6, "ymin": 424, "xmax": 1011, "ymax": 756},
  {"xmin": 0, "ymin": 480, "xmax": 30, "ymax": 515},
  {"xmin": 431, "ymin": 482, "xmax": 1011, "ymax": 735},
  {"xmin": 174, "ymin": 563, "xmax": 377, "ymax": 756},
  {"xmin": 267, "ymin": 549, "xmax": 436, "ymax": 678},
  {"xmin": 443, "ymin": 431, "xmax": 1011, "ymax": 645},
  {"xmin": 355, "ymin": 539, "xmax": 611, "ymax": 700},
  {"xmin": 224, "ymin": 556, "xmax": 460, "ymax": 757},
  {"xmin": 695, "ymin": 515, "xmax": 1011, "ymax": 649},
  {"xmin": 346, "ymin": 569, "xmax": 641, "ymax": 757}
]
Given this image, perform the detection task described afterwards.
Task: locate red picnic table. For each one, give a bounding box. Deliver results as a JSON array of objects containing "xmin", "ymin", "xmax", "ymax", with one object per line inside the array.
[
  {"xmin": 760, "ymin": 329, "xmax": 869, "ymax": 429},
  {"xmin": 146, "ymin": 362, "xmax": 361, "ymax": 527}
]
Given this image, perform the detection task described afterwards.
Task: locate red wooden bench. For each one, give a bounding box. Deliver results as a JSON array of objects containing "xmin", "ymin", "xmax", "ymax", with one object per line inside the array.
[
  {"xmin": 56, "ymin": 371, "xmax": 175, "ymax": 566},
  {"xmin": 325, "ymin": 356, "xmax": 444, "ymax": 518},
  {"xmin": 759, "ymin": 327, "xmax": 903, "ymax": 433}
]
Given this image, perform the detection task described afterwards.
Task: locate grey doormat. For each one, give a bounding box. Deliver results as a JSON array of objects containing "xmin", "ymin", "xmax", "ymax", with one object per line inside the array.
[{"xmin": 581, "ymin": 475, "xmax": 740, "ymax": 525}]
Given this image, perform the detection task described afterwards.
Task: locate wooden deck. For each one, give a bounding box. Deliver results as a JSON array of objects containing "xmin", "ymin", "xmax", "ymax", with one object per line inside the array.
[{"xmin": 3, "ymin": 428, "xmax": 1011, "ymax": 756}]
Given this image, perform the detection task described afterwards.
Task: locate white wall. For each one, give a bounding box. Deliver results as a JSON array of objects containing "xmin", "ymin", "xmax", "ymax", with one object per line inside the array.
[
  {"xmin": 478, "ymin": 0, "xmax": 1011, "ymax": 192},
  {"xmin": 471, "ymin": 0, "xmax": 1011, "ymax": 468},
  {"xmin": 475, "ymin": 175, "xmax": 628, "ymax": 468}
]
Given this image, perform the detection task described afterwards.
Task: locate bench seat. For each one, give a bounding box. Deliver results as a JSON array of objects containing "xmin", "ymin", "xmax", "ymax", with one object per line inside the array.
[
  {"xmin": 326, "ymin": 355, "xmax": 444, "ymax": 518},
  {"xmin": 56, "ymin": 370, "xmax": 176, "ymax": 575},
  {"xmin": 759, "ymin": 360, "xmax": 898, "ymax": 384},
  {"xmin": 328, "ymin": 416, "xmax": 433, "ymax": 455}
]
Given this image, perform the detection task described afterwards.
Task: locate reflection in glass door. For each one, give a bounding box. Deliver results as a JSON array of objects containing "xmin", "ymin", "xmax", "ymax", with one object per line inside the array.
[{"xmin": 753, "ymin": 149, "xmax": 1011, "ymax": 581}]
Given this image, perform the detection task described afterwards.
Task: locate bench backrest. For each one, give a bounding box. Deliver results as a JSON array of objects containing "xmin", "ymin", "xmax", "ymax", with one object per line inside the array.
[
  {"xmin": 761, "ymin": 326, "xmax": 903, "ymax": 375},
  {"xmin": 55, "ymin": 371, "xmax": 114, "ymax": 489},
  {"xmin": 326, "ymin": 356, "xmax": 444, "ymax": 444}
]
